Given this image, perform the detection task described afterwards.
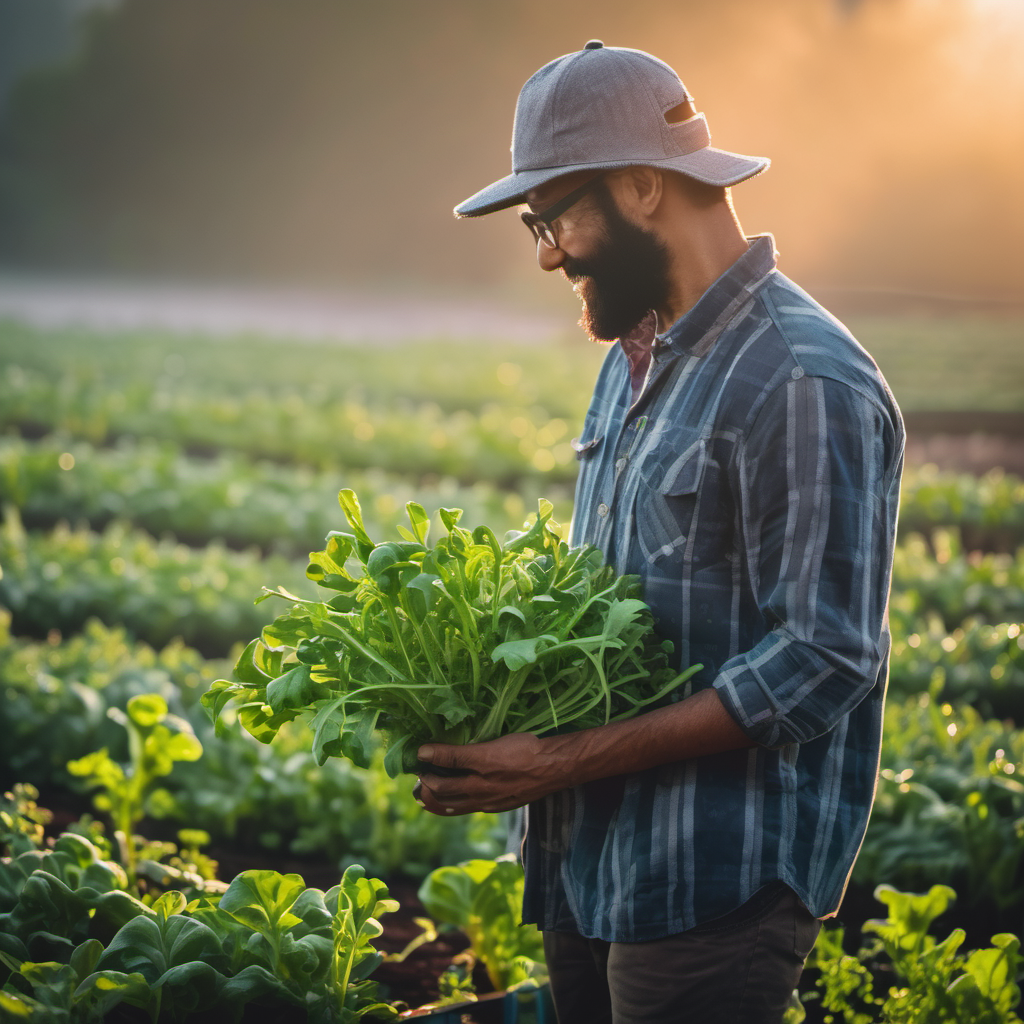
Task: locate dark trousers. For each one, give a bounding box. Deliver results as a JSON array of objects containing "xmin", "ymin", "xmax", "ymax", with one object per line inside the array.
[{"xmin": 542, "ymin": 883, "xmax": 820, "ymax": 1024}]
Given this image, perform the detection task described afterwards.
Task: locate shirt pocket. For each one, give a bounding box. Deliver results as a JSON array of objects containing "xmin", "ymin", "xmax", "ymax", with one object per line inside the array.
[{"xmin": 635, "ymin": 443, "xmax": 708, "ymax": 566}]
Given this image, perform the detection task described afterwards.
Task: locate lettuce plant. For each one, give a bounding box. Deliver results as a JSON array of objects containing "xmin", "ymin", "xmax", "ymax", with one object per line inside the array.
[
  {"xmin": 417, "ymin": 855, "xmax": 544, "ymax": 994},
  {"xmin": 204, "ymin": 491, "xmax": 700, "ymax": 777}
]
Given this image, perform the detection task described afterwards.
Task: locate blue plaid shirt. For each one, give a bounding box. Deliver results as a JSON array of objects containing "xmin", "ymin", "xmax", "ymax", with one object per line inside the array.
[{"xmin": 520, "ymin": 235, "xmax": 905, "ymax": 941}]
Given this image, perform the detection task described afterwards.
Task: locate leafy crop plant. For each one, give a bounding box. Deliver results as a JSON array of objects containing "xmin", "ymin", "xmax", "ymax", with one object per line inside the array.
[{"xmin": 204, "ymin": 491, "xmax": 700, "ymax": 777}]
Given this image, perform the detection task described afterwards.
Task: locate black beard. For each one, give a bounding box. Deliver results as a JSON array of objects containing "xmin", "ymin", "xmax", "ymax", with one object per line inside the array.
[{"xmin": 563, "ymin": 184, "xmax": 672, "ymax": 342}]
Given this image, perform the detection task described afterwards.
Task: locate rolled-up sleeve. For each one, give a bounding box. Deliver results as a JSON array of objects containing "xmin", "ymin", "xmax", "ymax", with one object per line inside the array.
[{"xmin": 713, "ymin": 372, "xmax": 901, "ymax": 748}]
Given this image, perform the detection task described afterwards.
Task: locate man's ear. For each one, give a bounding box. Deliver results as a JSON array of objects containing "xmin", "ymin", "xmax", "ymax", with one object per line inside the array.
[{"xmin": 612, "ymin": 166, "xmax": 664, "ymax": 219}]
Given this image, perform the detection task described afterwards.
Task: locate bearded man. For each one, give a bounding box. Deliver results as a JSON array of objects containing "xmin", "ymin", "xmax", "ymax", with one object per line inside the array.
[{"xmin": 414, "ymin": 42, "xmax": 904, "ymax": 1024}]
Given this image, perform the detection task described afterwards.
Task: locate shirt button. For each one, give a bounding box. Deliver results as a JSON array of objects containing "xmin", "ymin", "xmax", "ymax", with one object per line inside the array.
[
  {"xmin": 597, "ymin": 502, "xmax": 610, "ymax": 518},
  {"xmin": 615, "ymin": 458, "xmax": 628, "ymax": 474},
  {"xmin": 791, "ymin": 367, "xmax": 805, "ymax": 380}
]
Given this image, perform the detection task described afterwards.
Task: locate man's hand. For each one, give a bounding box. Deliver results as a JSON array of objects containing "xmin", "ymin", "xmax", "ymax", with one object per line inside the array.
[
  {"xmin": 413, "ymin": 732, "xmax": 563, "ymax": 815},
  {"xmin": 413, "ymin": 686, "xmax": 756, "ymax": 816}
]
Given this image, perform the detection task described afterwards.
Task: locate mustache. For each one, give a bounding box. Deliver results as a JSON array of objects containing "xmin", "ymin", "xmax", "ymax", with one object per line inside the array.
[{"xmin": 562, "ymin": 256, "xmax": 600, "ymax": 283}]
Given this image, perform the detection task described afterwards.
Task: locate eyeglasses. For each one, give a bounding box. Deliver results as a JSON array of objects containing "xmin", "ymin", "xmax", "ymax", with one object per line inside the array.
[{"xmin": 520, "ymin": 175, "xmax": 602, "ymax": 249}]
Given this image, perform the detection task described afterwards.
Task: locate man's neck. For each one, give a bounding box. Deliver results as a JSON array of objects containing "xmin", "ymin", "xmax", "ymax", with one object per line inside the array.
[{"xmin": 654, "ymin": 206, "xmax": 750, "ymax": 331}]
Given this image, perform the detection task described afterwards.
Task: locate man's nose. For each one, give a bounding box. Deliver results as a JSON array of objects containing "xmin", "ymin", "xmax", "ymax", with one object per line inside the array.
[{"xmin": 537, "ymin": 239, "xmax": 566, "ymax": 273}]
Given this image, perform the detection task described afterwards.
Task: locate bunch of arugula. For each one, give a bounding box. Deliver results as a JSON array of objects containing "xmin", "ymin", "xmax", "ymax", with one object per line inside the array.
[{"xmin": 203, "ymin": 491, "xmax": 700, "ymax": 777}]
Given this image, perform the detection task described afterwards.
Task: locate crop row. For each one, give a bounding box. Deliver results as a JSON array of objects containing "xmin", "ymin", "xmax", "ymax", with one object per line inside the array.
[
  {"xmin": 2, "ymin": 435, "xmax": 1022, "ymax": 562},
  {"xmin": 0, "ymin": 434, "xmax": 572, "ymax": 557},
  {"xmin": 6, "ymin": 339, "xmax": 1024, "ymax": 521},
  {"xmin": 888, "ymin": 618, "xmax": 1024, "ymax": 724},
  {"xmin": 862, "ymin": 691, "xmax": 1024, "ymax": 923},
  {"xmin": 890, "ymin": 529, "xmax": 1024, "ymax": 632},
  {"xmin": 0, "ymin": 509, "xmax": 313, "ymax": 656},
  {"xmin": 0, "ymin": 320, "xmax": 605, "ymax": 422},
  {"xmin": 0, "ymin": 357, "xmax": 586, "ymax": 488},
  {"xmin": 4, "ymin": 509, "xmax": 1022, "ymax": 669}
]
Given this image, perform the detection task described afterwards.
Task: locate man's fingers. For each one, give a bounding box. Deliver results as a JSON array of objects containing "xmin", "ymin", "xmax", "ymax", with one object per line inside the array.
[
  {"xmin": 415, "ymin": 774, "xmax": 466, "ymax": 816},
  {"xmin": 416, "ymin": 742, "xmax": 467, "ymax": 772}
]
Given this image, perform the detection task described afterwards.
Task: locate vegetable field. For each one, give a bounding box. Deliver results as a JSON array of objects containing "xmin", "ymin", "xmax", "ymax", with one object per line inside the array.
[{"xmin": 1, "ymin": 317, "xmax": 1023, "ymax": 1021}]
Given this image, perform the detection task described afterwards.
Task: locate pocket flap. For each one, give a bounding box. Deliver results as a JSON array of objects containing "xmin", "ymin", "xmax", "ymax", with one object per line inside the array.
[{"xmin": 659, "ymin": 443, "xmax": 707, "ymax": 497}]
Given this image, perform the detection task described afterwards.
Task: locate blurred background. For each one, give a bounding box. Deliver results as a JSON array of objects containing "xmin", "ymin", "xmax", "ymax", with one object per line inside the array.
[{"xmin": 0, "ymin": 0, "xmax": 1022, "ymax": 314}]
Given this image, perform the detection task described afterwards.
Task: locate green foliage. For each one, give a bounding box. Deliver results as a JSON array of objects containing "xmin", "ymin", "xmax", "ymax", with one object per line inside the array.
[
  {"xmin": 806, "ymin": 884, "xmax": 1022, "ymax": 1023},
  {"xmin": 899, "ymin": 465, "xmax": 1024, "ymax": 551},
  {"xmin": 0, "ymin": 334, "xmax": 589, "ymax": 489},
  {"xmin": 1, "ymin": 843, "xmax": 400, "ymax": 1023},
  {"xmin": 0, "ymin": 615, "xmax": 223, "ymax": 789},
  {"xmin": 0, "ymin": 506, "xmax": 313, "ymax": 656},
  {"xmin": 418, "ymin": 856, "xmax": 546, "ymax": 994},
  {"xmin": 0, "ymin": 622, "xmax": 504, "ymax": 878},
  {"xmin": 0, "ymin": 434, "xmax": 561, "ymax": 559},
  {"xmin": 66, "ymin": 693, "xmax": 203, "ymax": 886},
  {"xmin": 889, "ymin": 529, "xmax": 1024, "ymax": 633},
  {"xmin": 888, "ymin": 617, "xmax": 1024, "ymax": 722},
  {"xmin": 0, "ymin": 785, "xmax": 52, "ymax": 857},
  {"xmin": 205, "ymin": 491, "xmax": 700, "ymax": 776},
  {"xmin": 855, "ymin": 692, "xmax": 1024, "ymax": 912}
]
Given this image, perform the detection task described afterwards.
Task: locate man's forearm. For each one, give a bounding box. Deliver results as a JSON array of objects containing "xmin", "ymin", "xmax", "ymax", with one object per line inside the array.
[{"xmin": 414, "ymin": 686, "xmax": 756, "ymax": 816}]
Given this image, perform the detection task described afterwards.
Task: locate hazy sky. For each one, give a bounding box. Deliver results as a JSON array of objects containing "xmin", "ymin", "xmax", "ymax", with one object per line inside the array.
[{"xmin": 0, "ymin": 0, "xmax": 1021, "ymax": 308}]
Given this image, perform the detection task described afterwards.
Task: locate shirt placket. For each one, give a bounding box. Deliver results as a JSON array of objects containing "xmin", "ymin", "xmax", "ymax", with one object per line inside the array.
[{"xmin": 594, "ymin": 346, "xmax": 679, "ymax": 554}]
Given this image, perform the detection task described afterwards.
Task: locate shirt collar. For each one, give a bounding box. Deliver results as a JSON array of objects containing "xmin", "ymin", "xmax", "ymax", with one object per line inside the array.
[{"xmin": 655, "ymin": 233, "xmax": 778, "ymax": 358}]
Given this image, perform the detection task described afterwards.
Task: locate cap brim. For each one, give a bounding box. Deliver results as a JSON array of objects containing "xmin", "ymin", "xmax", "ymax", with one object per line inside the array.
[{"xmin": 454, "ymin": 148, "xmax": 770, "ymax": 218}]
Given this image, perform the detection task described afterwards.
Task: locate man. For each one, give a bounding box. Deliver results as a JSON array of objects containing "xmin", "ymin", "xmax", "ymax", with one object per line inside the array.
[{"xmin": 414, "ymin": 41, "xmax": 904, "ymax": 1024}]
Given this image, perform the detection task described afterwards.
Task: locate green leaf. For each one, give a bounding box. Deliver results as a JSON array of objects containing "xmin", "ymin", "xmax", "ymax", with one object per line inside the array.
[
  {"xmin": 405, "ymin": 502, "xmax": 431, "ymax": 544},
  {"xmin": 599, "ymin": 598, "xmax": 648, "ymax": 639},
  {"xmin": 219, "ymin": 963, "xmax": 291, "ymax": 1007},
  {"xmin": 262, "ymin": 609, "xmax": 317, "ymax": 648},
  {"xmin": 383, "ymin": 734, "xmax": 413, "ymax": 778},
  {"xmin": 151, "ymin": 892, "xmax": 188, "ymax": 921},
  {"xmin": 73, "ymin": 969, "xmax": 154, "ymax": 1018},
  {"xmin": 95, "ymin": 914, "xmax": 226, "ymax": 984},
  {"xmin": 238, "ymin": 702, "xmax": 300, "ymax": 744},
  {"xmin": 338, "ymin": 489, "xmax": 375, "ymax": 562},
  {"xmin": 69, "ymin": 938, "xmax": 104, "ymax": 980},
  {"xmin": 266, "ymin": 664, "xmax": 317, "ymax": 714},
  {"xmin": 232, "ymin": 638, "xmax": 273, "ymax": 687},
  {"xmin": 438, "ymin": 506, "xmax": 464, "ymax": 533},
  {"xmin": 405, "ymin": 573, "xmax": 441, "ymax": 621},
  {"xmin": 423, "ymin": 690, "xmax": 474, "ymax": 727},
  {"xmin": 490, "ymin": 635, "xmax": 559, "ymax": 671},
  {"xmin": 160, "ymin": 731, "xmax": 203, "ymax": 764},
  {"xmin": 218, "ymin": 870, "xmax": 306, "ymax": 938}
]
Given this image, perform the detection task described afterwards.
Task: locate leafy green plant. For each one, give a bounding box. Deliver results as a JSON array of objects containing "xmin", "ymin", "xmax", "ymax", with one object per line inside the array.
[
  {"xmin": 0, "ymin": 791, "xmax": 401, "ymax": 1022},
  {"xmin": 417, "ymin": 855, "xmax": 545, "ymax": 994},
  {"xmin": 805, "ymin": 884, "xmax": 1022, "ymax": 1023},
  {"xmin": 0, "ymin": 784, "xmax": 51, "ymax": 857},
  {"xmin": 66, "ymin": 693, "xmax": 203, "ymax": 886},
  {"xmin": 204, "ymin": 491, "xmax": 700, "ymax": 777},
  {"xmin": 856, "ymin": 692, "xmax": 1024, "ymax": 913},
  {"xmin": 1, "ymin": 858, "xmax": 400, "ymax": 1022}
]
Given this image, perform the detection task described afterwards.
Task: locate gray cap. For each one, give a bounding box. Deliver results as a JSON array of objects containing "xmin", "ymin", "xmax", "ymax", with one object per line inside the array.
[{"xmin": 456, "ymin": 41, "xmax": 770, "ymax": 218}]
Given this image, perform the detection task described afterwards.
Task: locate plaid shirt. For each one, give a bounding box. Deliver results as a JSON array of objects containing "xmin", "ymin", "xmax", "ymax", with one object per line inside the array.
[{"xmin": 520, "ymin": 235, "xmax": 905, "ymax": 941}]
